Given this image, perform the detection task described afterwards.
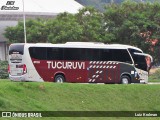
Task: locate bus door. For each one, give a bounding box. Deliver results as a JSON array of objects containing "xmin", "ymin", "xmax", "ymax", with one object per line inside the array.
[
  {"xmin": 105, "ymin": 61, "xmax": 120, "ymax": 83},
  {"xmin": 88, "ymin": 61, "xmax": 120, "ymax": 83},
  {"xmin": 88, "ymin": 61, "xmax": 106, "ymax": 83}
]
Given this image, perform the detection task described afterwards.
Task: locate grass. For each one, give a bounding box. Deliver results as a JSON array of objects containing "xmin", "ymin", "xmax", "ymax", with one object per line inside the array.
[
  {"xmin": 0, "ymin": 81, "xmax": 160, "ymax": 111},
  {"xmin": 0, "ymin": 78, "xmax": 160, "ymax": 120},
  {"xmin": 149, "ymin": 68, "xmax": 160, "ymax": 82},
  {"xmin": 0, "ymin": 67, "xmax": 159, "ymax": 119}
]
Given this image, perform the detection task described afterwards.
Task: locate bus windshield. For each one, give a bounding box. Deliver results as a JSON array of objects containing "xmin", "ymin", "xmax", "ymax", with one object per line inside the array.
[
  {"xmin": 132, "ymin": 54, "xmax": 147, "ymax": 71},
  {"xmin": 133, "ymin": 52, "xmax": 152, "ymax": 72},
  {"xmin": 128, "ymin": 48, "xmax": 153, "ymax": 72}
]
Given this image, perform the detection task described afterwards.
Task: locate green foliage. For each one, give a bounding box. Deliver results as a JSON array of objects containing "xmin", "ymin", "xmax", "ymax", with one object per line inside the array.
[
  {"xmin": 26, "ymin": 19, "xmax": 49, "ymax": 43},
  {"xmin": 4, "ymin": 7, "xmax": 106, "ymax": 43},
  {"xmin": 0, "ymin": 61, "xmax": 8, "ymax": 79},
  {"xmin": 4, "ymin": 22, "xmax": 24, "ymax": 43},
  {"xmin": 4, "ymin": 19, "xmax": 48, "ymax": 43},
  {"xmin": 149, "ymin": 68, "xmax": 160, "ymax": 82},
  {"xmin": 0, "ymin": 81, "xmax": 160, "ymax": 112},
  {"xmin": 4, "ymin": 2, "xmax": 160, "ymax": 62},
  {"xmin": 76, "ymin": 7, "xmax": 106, "ymax": 42},
  {"xmin": 104, "ymin": 1, "xmax": 160, "ymax": 62},
  {"xmin": 47, "ymin": 8, "xmax": 106, "ymax": 43},
  {"xmin": 47, "ymin": 13, "xmax": 83, "ymax": 43}
]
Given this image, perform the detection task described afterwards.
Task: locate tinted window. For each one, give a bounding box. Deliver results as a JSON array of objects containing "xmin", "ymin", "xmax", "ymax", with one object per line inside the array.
[
  {"xmin": 100, "ymin": 49, "xmax": 132, "ymax": 63},
  {"xmin": 63, "ymin": 48, "xmax": 81, "ymax": 60},
  {"xmin": 83, "ymin": 49, "xmax": 100, "ymax": 61},
  {"xmin": 112, "ymin": 49, "xmax": 132, "ymax": 63},
  {"xmin": 9, "ymin": 44, "xmax": 24, "ymax": 55},
  {"xmin": 29, "ymin": 47, "xmax": 132, "ymax": 63},
  {"xmin": 29, "ymin": 47, "xmax": 47, "ymax": 60},
  {"xmin": 100, "ymin": 49, "xmax": 112, "ymax": 61},
  {"xmin": 128, "ymin": 48, "xmax": 142, "ymax": 55},
  {"xmin": 47, "ymin": 48, "xmax": 63, "ymax": 60},
  {"xmin": 132, "ymin": 55, "xmax": 147, "ymax": 71},
  {"xmin": 128, "ymin": 48, "xmax": 147, "ymax": 71}
]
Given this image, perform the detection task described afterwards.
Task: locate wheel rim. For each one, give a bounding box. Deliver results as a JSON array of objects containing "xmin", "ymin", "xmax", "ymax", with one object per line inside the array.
[
  {"xmin": 56, "ymin": 77, "xmax": 63, "ymax": 83},
  {"xmin": 122, "ymin": 78, "xmax": 129, "ymax": 84}
]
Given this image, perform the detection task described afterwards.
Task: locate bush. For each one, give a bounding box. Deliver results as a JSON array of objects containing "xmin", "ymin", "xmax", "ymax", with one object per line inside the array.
[
  {"xmin": 0, "ymin": 61, "xmax": 8, "ymax": 79},
  {"xmin": 149, "ymin": 68, "xmax": 160, "ymax": 82}
]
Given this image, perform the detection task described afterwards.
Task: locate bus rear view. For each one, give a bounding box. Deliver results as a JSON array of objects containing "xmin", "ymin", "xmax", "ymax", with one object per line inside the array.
[{"xmin": 8, "ymin": 44, "xmax": 27, "ymax": 81}]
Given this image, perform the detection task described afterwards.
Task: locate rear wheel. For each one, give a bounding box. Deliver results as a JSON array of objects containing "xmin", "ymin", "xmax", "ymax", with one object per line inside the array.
[
  {"xmin": 121, "ymin": 75, "xmax": 130, "ymax": 84},
  {"xmin": 54, "ymin": 75, "xmax": 65, "ymax": 83}
]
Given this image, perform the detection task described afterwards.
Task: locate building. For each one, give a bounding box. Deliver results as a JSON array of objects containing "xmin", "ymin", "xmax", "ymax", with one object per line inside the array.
[{"xmin": 0, "ymin": 0, "xmax": 83, "ymax": 60}]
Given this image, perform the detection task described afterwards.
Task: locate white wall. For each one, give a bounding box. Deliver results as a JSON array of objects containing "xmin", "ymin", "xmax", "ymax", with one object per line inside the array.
[
  {"xmin": 0, "ymin": 21, "xmax": 18, "ymax": 61},
  {"xmin": 0, "ymin": 43, "xmax": 6, "ymax": 61}
]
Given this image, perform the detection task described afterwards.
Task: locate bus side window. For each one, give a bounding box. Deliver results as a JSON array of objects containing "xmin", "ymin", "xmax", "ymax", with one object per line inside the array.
[
  {"xmin": 47, "ymin": 48, "xmax": 63, "ymax": 60},
  {"xmin": 85, "ymin": 49, "xmax": 100, "ymax": 61},
  {"xmin": 112, "ymin": 49, "xmax": 132, "ymax": 63},
  {"xmin": 29, "ymin": 47, "xmax": 47, "ymax": 60},
  {"xmin": 100, "ymin": 49, "xmax": 112, "ymax": 61},
  {"xmin": 80, "ymin": 49, "xmax": 87, "ymax": 60},
  {"xmin": 63, "ymin": 48, "xmax": 81, "ymax": 60}
]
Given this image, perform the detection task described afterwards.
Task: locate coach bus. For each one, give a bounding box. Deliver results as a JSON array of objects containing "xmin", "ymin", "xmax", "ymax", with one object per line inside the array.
[{"xmin": 8, "ymin": 42, "xmax": 153, "ymax": 84}]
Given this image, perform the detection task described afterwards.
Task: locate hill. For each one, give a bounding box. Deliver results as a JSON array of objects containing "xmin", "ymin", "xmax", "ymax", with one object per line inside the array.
[{"xmin": 0, "ymin": 80, "xmax": 160, "ymax": 119}]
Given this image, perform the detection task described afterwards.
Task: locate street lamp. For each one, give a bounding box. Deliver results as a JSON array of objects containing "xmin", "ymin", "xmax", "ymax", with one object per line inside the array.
[{"xmin": 22, "ymin": 0, "xmax": 27, "ymax": 43}]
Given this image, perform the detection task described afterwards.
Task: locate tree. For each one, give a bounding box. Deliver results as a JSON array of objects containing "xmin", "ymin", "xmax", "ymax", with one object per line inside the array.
[
  {"xmin": 26, "ymin": 18, "xmax": 49, "ymax": 43},
  {"xmin": 104, "ymin": 1, "xmax": 160, "ymax": 62},
  {"xmin": 47, "ymin": 7, "xmax": 105, "ymax": 43},
  {"xmin": 47, "ymin": 12, "xmax": 83, "ymax": 43},
  {"xmin": 75, "ymin": 7, "xmax": 106, "ymax": 42},
  {"xmin": 4, "ymin": 22, "xmax": 24, "ymax": 43},
  {"xmin": 4, "ymin": 18, "xmax": 48, "ymax": 43},
  {"xmin": 4, "ymin": 3, "xmax": 160, "ymax": 62}
]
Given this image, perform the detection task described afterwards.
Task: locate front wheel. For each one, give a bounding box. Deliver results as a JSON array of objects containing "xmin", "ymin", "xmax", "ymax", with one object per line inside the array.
[
  {"xmin": 54, "ymin": 75, "xmax": 65, "ymax": 83},
  {"xmin": 121, "ymin": 75, "xmax": 130, "ymax": 84}
]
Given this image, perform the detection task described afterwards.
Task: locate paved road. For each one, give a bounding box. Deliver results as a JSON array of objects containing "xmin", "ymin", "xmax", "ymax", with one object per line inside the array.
[{"xmin": 148, "ymin": 82, "xmax": 160, "ymax": 84}]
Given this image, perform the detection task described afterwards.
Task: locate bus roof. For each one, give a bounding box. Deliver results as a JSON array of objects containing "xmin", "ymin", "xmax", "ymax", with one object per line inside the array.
[{"xmin": 11, "ymin": 42, "xmax": 143, "ymax": 52}]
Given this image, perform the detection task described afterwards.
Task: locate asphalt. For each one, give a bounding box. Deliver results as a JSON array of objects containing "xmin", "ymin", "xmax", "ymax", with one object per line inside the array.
[{"xmin": 148, "ymin": 82, "xmax": 160, "ymax": 84}]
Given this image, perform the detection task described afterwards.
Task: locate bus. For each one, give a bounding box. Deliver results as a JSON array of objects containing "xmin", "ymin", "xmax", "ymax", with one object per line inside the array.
[{"xmin": 8, "ymin": 42, "xmax": 153, "ymax": 84}]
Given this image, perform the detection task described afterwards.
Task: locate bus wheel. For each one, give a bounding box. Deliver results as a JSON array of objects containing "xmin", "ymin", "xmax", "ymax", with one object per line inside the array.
[
  {"xmin": 121, "ymin": 75, "xmax": 130, "ymax": 84},
  {"xmin": 54, "ymin": 75, "xmax": 65, "ymax": 83}
]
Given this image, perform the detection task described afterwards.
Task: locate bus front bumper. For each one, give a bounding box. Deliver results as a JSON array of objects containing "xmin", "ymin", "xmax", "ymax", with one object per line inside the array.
[{"xmin": 139, "ymin": 78, "xmax": 148, "ymax": 84}]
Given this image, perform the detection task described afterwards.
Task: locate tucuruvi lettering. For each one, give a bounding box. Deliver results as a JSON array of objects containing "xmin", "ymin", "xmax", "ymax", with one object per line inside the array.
[{"xmin": 47, "ymin": 61, "xmax": 85, "ymax": 69}]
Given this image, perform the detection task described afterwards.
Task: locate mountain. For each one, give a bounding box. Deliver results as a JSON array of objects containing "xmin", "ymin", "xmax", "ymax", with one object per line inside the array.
[{"xmin": 75, "ymin": 0, "xmax": 157, "ymax": 11}]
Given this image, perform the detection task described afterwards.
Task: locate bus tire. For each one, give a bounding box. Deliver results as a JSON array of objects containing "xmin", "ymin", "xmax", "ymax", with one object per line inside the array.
[
  {"xmin": 54, "ymin": 75, "xmax": 65, "ymax": 83},
  {"xmin": 121, "ymin": 75, "xmax": 130, "ymax": 84}
]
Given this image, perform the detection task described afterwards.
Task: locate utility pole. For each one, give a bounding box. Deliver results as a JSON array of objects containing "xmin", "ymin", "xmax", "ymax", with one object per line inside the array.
[{"xmin": 22, "ymin": 0, "xmax": 27, "ymax": 43}]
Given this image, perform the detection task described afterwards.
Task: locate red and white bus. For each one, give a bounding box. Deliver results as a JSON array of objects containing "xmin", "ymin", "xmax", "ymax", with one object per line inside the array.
[{"xmin": 8, "ymin": 42, "xmax": 153, "ymax": 84}]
